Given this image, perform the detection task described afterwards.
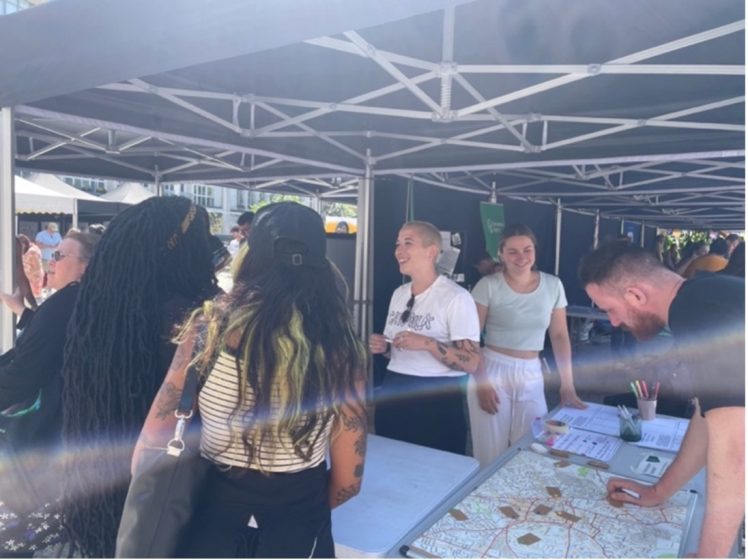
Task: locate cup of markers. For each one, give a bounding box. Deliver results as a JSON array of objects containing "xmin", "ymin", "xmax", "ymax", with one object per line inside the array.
[
  {"xmin": 617, "ymin": 405, "xmax": 642, "ymax": 442},
  {"xmin": 631, "ymin": 379, "xmax": 658, "ymax": 421}
]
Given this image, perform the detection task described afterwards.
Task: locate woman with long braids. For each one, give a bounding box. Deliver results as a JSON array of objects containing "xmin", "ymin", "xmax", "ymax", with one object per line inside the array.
[
  {"xmin": 61, "ymin": 196, "xmax": 219, "ymax": 557},
  {"xmin": 134, "ymin": 202, "xmax": 367, "ymax": 557}
]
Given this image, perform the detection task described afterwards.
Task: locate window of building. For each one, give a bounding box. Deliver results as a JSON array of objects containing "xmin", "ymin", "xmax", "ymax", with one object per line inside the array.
[
  {"xmin": 1, "ymin": 0, "xmax": 31, "ymax": 15},
  {"xmin": 193, "ymin": 184, "xmax": 217, "ymax": 208}
]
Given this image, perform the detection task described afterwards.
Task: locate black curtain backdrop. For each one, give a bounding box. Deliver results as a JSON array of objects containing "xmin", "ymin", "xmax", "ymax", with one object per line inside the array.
[
  {"xmin": 599, "ymin": 217, "xmax": 623, "ymax": 243},
  {"xmin": 559, "ymin": 210, "xmax": 595, "ymax": 305},
  {"xmin": 642, "ymin": 225, "xmax": 658, "ymax": 252}
]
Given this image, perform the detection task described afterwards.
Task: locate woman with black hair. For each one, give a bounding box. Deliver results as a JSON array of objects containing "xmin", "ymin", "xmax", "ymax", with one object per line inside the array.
[
  {"xmin": 61, "ymin": 196, "xmax": 219, "ymax": 558},
  {"xmin": 134, "ymin": 202, "xmax": 367, "ymax": 557}
]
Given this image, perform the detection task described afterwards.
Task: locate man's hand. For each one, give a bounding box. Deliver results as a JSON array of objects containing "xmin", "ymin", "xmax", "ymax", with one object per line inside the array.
[{"xmin": 606, "ymin": 477, "xmax": 664, "ymax": 507}]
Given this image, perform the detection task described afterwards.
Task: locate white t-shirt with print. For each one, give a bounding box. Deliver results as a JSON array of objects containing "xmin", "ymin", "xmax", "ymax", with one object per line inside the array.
[{"xmin": 383, "ymin": 275, "xmax": 480, "ymax": 378}]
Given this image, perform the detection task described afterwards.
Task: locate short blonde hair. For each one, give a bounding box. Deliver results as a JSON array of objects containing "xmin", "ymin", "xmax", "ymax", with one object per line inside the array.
[{"xmin": 402, "ymin": 221, "xmax": 441, "ymax": 248}]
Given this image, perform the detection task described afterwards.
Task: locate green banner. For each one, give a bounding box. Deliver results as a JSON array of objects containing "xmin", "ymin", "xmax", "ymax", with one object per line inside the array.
[{"xmin": 480, "ymin": 202, "xmax": 505, "ymax": 259}]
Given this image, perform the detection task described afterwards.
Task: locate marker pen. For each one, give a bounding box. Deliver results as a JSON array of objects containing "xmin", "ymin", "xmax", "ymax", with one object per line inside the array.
[{"xmin": 619, "ymin": 487, "xmax": 641, "ymax": 500}]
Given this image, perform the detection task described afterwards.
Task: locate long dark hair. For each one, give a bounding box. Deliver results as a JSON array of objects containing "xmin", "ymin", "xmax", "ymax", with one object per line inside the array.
[
  {"xmin": 61, "ymin": 196, "xmax": 217, "ymax": 557},
  {"xmin": 193, "ymin": 202, "xmax": 366, "ymax": 470}
]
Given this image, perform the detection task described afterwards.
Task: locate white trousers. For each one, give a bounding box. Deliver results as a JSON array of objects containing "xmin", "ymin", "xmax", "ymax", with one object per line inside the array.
[{"xmin": 467, "ymin": 348, "xmax": 548, "ymax": 468}]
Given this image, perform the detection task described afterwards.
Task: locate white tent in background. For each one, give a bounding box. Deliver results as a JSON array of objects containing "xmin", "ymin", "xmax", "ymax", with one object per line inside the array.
[
  {"xmin": 30, "ymin": 173, "xmax": 107, "ymax": 203},
  {"xmin": 100, "ymin": 182, "xmax": 154, "ymax": 205},
  {"xmin": 14, "ymin": 175, "xmax": 75, "ymax": 214}
]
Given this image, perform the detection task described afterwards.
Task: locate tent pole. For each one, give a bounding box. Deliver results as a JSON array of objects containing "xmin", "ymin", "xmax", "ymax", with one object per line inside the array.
[
  {"xmin": 72, "ymin": 198, "xmax": 79, "ymax": 230},
  {"xmin": 639, "ymin": 222, "xmax": 646, "ymax": 247},
  {"xmin": 0, "ymin": 107, "xmax": 16, "ymax": 352},
  {"xmin": 353, "ymin": 155, "xmax": 373, "ymax": 341},
  {"xmin": 593, "ymin": 210, "xmax": 600, "ymax": 248},
  {"xmin": 554, "ymin": 198, "xmax": 562, "ymax": 276}
]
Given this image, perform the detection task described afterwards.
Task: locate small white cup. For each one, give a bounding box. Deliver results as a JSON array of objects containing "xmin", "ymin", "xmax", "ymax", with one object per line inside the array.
[{"xmin": 637, "ymin": 399, "xmax": 657, "ymax": 421}]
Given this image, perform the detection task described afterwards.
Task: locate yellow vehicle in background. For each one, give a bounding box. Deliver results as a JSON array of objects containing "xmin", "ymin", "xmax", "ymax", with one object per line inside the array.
[{"xmin": 324, "ymin": 217, "xmax": 357, "ymax": 234}]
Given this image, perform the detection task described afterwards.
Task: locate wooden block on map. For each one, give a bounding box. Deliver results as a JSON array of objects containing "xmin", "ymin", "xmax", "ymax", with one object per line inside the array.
[
  {"xmin": 554, "ymin": 460, "xmax": 571, "ymax": 468},
  {"xmin": 449, "ymin": 508, "xmax": 468, "ymax": 521},
  {"xmin": 517, "ymin": 533, "xmax": 541, "ymax": 546},
  {"xmin": 499, "ymin": 506, "xmax": 519, "ymax": 519},
  {"xmin": 556, "ymin": 511, "xmax": 581, "ymax": 523},
  {"xmin": 549, "ymin": 448, "xmax": 570, "ymax": 458},
  {"xmin": 533, "ymin": 504, "xmax": 552, "ymax": 515},
  {"xmin": 545, "ymin": 486, "xmax": 562, "ymax": 498}
]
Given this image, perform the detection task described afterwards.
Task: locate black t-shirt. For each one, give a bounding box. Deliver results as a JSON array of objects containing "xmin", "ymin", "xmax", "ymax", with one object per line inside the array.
[{"xmin": 668, "ymin": 273, "xmax": 745, "ymax": 413}]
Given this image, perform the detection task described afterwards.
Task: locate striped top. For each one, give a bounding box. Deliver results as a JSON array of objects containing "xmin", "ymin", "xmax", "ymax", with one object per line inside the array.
[{"xmin": 198, "ymin": 350, "xmax": 333, "ymax": 472}]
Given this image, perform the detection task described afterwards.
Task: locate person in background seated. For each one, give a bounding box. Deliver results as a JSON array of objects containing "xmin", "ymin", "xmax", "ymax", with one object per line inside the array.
[
  {"xmin": 720, "ymin": 241, "xmax": 744, "ymax": 278},
  {"xmin": 674, "ymin": 241, "xmax": 708, "ymax": 276},
  {"xmin": 0, "ymin": 231, "xmax": 100, "ymax": 556},
  {"xmin": 135, "ymin": 202, "xmax": 367, "ymax": 557},
  {"xmin": 228, "ymin": 225, "xmax": 242, "ymax": 257},
  {"xmin": 683, "ymin": 237, "xmax": 729, "ymax": 278},
  {"xmin": 725, "ymin": 233, "xmax": 741, "ymax": 257},
  {"xmin": 370, "ymin": 221, "xmax": 480, "ymax": 455},
  {"xmin": 473, "ymin": 251, "xmax": 502, "ymax": 277},
  {"xmin": 60, "ymin": 197, "xmax": 220, "ymax": 558},
  {"xmin": 35, "ymin": 222, "xmax": 61, "ymax": 284},
  {"xmin": 335, "ymin": 221, "xmax": 350, "ymax": 234},
  {"xmin": 579, "ymin": 241, "xmax": 744, "ymax": 558},
  {"xmin": 237, "ymin": 210, "xmax": 255, "ymax": 241},
  {"xmin": 468, "ymin": 224, "xmax": 585, "ymax": 468},
  {"xmin": 16, "ymin": 234, "xmax": 42, "ymax": 307}
]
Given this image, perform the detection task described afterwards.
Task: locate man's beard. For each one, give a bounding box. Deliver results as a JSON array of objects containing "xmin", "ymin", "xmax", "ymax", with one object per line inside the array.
[{"xmin": 624, "ymin": 309, "xmax": 666, "ymax": 341}]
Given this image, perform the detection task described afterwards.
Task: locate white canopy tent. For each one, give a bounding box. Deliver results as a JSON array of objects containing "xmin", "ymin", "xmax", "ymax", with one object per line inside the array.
[
  {"xmin": 100, "ymin": 182, "xmax": 154, "ymax": 204},
  {"xmin": 14, "ymin": 175, "xmax": 75, "ymax": 214}
]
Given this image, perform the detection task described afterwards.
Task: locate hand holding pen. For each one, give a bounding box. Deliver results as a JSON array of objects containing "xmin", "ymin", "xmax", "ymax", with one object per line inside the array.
[
  {"xmin": 606, "ymin": 477, "xmax": 664, "ymax": 508},
  {"xmin": 368, "ymin": 334, "xmax": 390, "ymax": 354}
]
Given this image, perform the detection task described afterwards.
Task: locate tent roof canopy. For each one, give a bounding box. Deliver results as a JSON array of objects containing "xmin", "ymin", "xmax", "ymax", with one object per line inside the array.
[{"xmin": 6, "ymin": 0, "xmax": 744, "ymax": 229}]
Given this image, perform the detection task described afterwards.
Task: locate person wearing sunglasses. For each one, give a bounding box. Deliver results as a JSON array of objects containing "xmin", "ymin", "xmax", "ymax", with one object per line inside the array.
[
  {"xmin": 369, "ymin": 221, "xmax": 480, "ymax": 455},
  {"xmin": 0, "ymin": 231, "xmax": 100, "ymax": 556}
]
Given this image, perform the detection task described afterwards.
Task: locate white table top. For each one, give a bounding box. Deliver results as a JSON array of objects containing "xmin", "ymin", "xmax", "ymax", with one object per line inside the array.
[{"xmin": 332, "ymin": 434, "xmax": 479, "ymax": 558}]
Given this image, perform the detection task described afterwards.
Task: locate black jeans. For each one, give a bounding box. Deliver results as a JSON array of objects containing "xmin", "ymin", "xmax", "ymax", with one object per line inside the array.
[
  {"xmin": 375, "ymin": 371, "xmax": 468, "ymax": 455},
  {"xmin": 179, "ymin": 462, "xmax": 334, "ymax": 558}
]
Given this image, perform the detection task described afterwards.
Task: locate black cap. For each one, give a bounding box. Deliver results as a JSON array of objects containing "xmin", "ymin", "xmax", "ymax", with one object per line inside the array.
[{"xmin": 253, "ymin": 202, "xmax": 327, "ymax": 268}]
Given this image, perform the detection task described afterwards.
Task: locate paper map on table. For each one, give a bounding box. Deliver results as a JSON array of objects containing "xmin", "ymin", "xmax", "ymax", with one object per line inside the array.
[{"xmin": 406, "ymin": 450, "xmax": 692, "ymax": 558}]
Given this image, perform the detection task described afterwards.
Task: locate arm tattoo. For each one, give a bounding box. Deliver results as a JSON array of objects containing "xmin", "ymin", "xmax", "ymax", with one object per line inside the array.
[
  {"xmin": 170, "ymin": 339, "xmax": 193, "ymax": 373},
  {"xmin": 354, "ymin": 463, "xmax": 364, "ymax": 478},
  {"xmin": 341, "ymin": 411, "xmax": 367, "ymax": 432},
  {"xmin": 332, "ymin": 481, "xmax": 362, "ymax": 507},
  {"xmin": 354, "ymin": 431, "xmax": 367, "ymax": 458},
  {"xmin": 436, "ymin": 339, "xmax": 479, "ymax": 370},
  {"xmin": 155, "ymin": 381, "xmax": 182, "ymax": 420}
]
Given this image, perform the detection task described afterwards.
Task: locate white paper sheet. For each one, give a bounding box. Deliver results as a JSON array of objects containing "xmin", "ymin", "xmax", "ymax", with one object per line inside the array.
[{"xmin": 550, "ymin": 430, "xmax": 622, "ymax": 462}]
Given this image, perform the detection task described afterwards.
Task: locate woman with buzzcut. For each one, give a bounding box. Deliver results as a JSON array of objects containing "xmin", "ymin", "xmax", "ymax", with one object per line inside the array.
[{"xmin": 370, "ymin": 220, "xmax": 481, "ymax": 456}]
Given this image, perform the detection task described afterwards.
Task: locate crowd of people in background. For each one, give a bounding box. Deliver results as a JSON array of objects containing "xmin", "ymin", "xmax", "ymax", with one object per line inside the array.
[{"xmin": 0, "ymin": 204, "xmax": 743, "ymax": 557}]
